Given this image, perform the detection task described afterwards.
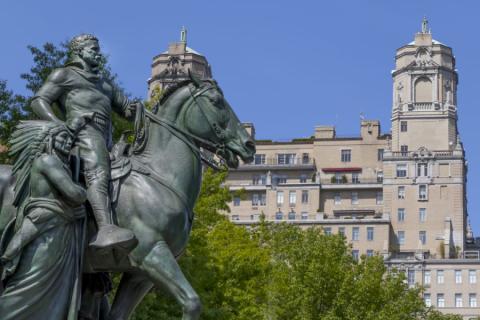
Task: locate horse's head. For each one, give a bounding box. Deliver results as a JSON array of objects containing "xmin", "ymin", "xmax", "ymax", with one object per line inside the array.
[{"xmin": 181, "ymin": 73, "xmax": 255, "ymax": 168}]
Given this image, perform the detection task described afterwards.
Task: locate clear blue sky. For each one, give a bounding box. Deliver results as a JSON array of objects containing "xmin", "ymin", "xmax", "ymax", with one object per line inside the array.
[{"xmin": 1, "ymin": 0, "xmax": 479, "ymax": 233}]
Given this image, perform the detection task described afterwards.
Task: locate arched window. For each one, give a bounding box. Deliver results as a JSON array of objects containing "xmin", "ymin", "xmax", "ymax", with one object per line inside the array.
[{"xmin": 414, "ymin": 77, "xmax": 432, "ymax": 102}]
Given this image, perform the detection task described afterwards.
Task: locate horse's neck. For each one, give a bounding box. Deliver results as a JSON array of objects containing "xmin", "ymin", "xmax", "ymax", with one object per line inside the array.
[{"xmin": 133, "ymin": 109, "xmax": 202, "ymax": 209}]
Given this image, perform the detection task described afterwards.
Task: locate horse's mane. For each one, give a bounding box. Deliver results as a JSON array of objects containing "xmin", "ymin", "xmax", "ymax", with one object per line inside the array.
[{"xmin": 157, "ymin": 80, "xmax": 193, "ymax": 108}]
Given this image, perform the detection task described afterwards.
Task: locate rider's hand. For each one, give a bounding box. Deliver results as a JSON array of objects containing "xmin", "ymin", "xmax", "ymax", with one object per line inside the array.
[{"xmin": 126, "ymin": 101, "xmax": 144, "ymax": 118}]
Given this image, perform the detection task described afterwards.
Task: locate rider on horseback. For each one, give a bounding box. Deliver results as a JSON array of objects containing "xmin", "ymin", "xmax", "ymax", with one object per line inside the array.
[{"xmin": 31, "ymin": 34, "xmax": 139, "ymax": 251}]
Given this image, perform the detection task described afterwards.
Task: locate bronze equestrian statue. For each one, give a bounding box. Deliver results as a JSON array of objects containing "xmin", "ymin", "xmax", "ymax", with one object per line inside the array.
[{"xmin": 0, "ymin": 34, "xmax": 255, "ymax": 320}]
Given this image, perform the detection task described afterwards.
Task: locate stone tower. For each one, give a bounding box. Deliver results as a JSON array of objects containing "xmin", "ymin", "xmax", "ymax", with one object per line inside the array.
[
  {"xmin": 391, "ymin": 17, "xmax": 458, "ymax": 152},
  {"xmin": 383, "ymin": 18, "xmax": 467, "ymax": 258},
  {"xmin": 147, "ymin": 27, "xmax": 212, "ymax": 98}
]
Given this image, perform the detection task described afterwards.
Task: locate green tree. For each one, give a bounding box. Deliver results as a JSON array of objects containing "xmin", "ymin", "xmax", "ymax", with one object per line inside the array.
[{"xmin": 0, "ymin": 80, "xmax": 26, "ymax": 163}]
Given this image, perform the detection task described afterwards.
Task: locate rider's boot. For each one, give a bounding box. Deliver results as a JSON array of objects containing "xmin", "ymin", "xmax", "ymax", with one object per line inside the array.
[{"xmin": 86, "ymin": 168, "xmax": 137, "ymax": 251}]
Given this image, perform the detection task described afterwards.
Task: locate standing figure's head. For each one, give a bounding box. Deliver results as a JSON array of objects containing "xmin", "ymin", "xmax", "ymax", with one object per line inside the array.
[
  {"xmin": 68, "ymin": 34, "xmax": 102, "ymax": 71},
  {"xmin": 9, "ymin": 121, "xmax": 74, "ymax": 207}
]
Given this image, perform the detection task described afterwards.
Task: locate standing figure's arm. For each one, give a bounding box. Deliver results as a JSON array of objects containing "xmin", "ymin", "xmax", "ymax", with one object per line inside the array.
[
  {"xmin": 39, "ymin": 155, "xmax": 87, "ymax": 206},
  {"xmin": 31, "ymin": 69, "xmax": 68, "ymax": 123}
]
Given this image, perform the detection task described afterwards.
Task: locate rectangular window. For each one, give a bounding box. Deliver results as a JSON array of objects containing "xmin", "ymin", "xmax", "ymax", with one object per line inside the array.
[
  {"xmin": 324, "ymin": 227, "xmax": 332, "ymax": 235},
  {"xmin": 377, "ymin": 171, "xmax": 383, "ymax": 183},
  {"xmin": 352, "ymin": 250, "xmax": 359, "ymax": 261},
  {"xmin": 376, "ymin": 191, "xmax": 383, "ymax": 205},
  {"xmin": 275, "ymin": 211, "xmax": 283, "ymax": 220},
  {"xmin": 367, "ymin": 227, "xmax": 374, "ymax": 241},
  {"xmin": 397, "ymin": 231, "xmax": 405, "ymax": 245},
  {"xmin": 252, "ymin": 194, "xmax": 259, "ymax": 206},
  {"xmin": 351, "ymin": 192, "xmax": 359, "ymax": 205},
  {"xmin": 352, "ymin": 172, "xmax": 360, "ymax": 184},
  {"xmin": 252, "ymin": 175, "xmax": 266, "ymax": 185},
  {"xmin": 408, "ymin": 270, "xmax": 415, "ymax": 286},
  {"xmin": 338, "ymin": 227, "xmax": 345, "ymax": 237},
  {"xmin": 334, "ymin": 172, "xmax": 343, "ymax": 184},
  {"xmin": 419, "ymin": 185, "xmax": 428, "ymax": 200},
  {"xmin": 334, "ymin": 193, "xmax": 341, "ymax": 205},
  {"xmin": 301, "ymin": 190, "xmax": 309, "ymax": 204},
  {"xmin": 299, "ymin": 174, "xmax": 307, "ymax": 183},
  {"xmin": 276, "ymin": 191, "xmax": 284, "ymax": 206},
  {"xmin": 401, "ymin": 121, "xmax": 408, "ymax": 132},
  {"xmin": 377, "ymin": 149, "xmax": 384, "ymax": 161},
  {"xmin": 366, "ymin": 250, "xmax": 374, "ymax": 257},
  {"xmin": 253, "ymin": 154, "xmax": 265, "ymax": 164},
  {"xmin": 260, "ymin": 194, "xmax": 266, "ymax": 206},
  {"xmin": 437, "ymin": 270, "xmax": 444, "ymax": 284},
  {"xmin": 233, "ymin": 197, "xmax": 240, "ymax": 206},
  {"xmin": 289, "ymin": 191, "xmax": 296, "ymax": 206},
  {"xmin": 398, "ymin": 186, "xmax": 406, "ymax": 199},
  {"xmin": 424, "ymin": 270, "xmax": 431, "ymax": 284},
  {"xmin": 251, "ymin": 213, "xmax": 260, "ymax": 221},
  {"xmin": 288, "ymin": 211, "xmax": 296, "ymax": 220},
  {"xmin": 455, "ymin": 294, "xmax": 463, "ymax": 308},
  {"xmin": 401, "ymin": 145, "xmax": 409, "ymax": 156},
  {"xmin": 419, "ymin": 208, "xmax": 426, "ymax": 222},
  {"xmin": 397, "ymin": 208, "xmax": 405, "ymax": 222},
  {"xmin": 301, "ymin": 212, "xmax": 309, "ymax": 220},
  {"xmin": 352, "ymin": 227, "xmax": 360, "ymax": 241},
  {"xmin": 469, "ymin": 270, "xmax": 477, "ymax": 284},
  {"xmin": 417, "ymin": 163, "xmax": 428, "ymax": 177},
  {"xmin": 302, "ymin": 153, "xmax": 310, "ymax": 164},
  {"xmin": 455, "ymin": 270, "xmax": 462, "ymax": 284},
  {"xmin": 419, "ymin": 231, "xmax": 426, "ymax": 245},
  {"xmin": 424, "ymin": 293, "xmax": 431, "ymax": 307},
  {"xmin": 341, "ymin": 149, "xmax": 351, "ymax": 162},
  {"xmin": 277, "ymin": 153, "xmax": 296, "ymax": 165},
  {"xmin": 231, "ymin": 215, "xmax": 239, "ymax": 221},
  {"xmin": 437, "ymin": 293, "xmax": 445, "ymax": 308},
  {"xmin": 254, "ymin": 154, "xmax": 266, "ymax": 165},
  {"xmin": 396, "ymin": 164, "xmax": 407, "ymax": 177},
  {"xmin": 469, "ymin": 293, "xmax": 477, "ymax": 308},
  {"xmin": 274, "ymin": 175, "xmax": 287, "ymax": 184}
]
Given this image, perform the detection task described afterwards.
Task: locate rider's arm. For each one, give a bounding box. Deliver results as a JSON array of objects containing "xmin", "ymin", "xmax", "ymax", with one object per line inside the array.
[
  {"xmin": 31, "ymin": 68, "xmax": 68, "ymax": 123},
  {"xmin": 111, "ymin": 84, "xmax": 137, "ymax": 120},
  {"xmin": 39, "ymin": 155, "xmax": 87, "ymax": 206}
]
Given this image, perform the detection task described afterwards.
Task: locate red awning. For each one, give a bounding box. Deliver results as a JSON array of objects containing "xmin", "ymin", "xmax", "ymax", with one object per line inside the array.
[{"xmin": 322, "ymin": 167, "xmax": 362, "ymax": 173}]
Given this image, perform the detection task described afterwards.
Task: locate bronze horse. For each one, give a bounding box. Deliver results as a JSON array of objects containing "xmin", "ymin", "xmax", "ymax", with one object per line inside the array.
[{"xmin": 0, "ymin": 74, "xmax": 255, "ymax": 320}]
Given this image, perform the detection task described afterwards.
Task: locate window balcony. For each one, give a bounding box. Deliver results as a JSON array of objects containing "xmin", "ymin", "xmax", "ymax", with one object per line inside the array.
[
  {"xmin": 236, "ymin": 157, "xmax": 316, "ymax": 171},
  {"xmin": 320, "ymin": 178, "xmax": 382, "ymax": 189}
]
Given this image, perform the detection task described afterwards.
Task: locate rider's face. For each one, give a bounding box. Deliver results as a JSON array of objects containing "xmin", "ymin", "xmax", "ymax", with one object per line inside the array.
[{"xmin": 80, "ymin": 40, "xmax": 102, "ymax": 67}]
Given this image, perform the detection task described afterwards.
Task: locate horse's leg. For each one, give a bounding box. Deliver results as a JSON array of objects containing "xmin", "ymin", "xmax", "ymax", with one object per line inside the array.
[
  {"xmin": 141, "ymin": 241, "xmax": 201, "ymax": 320},
  {"xmin": 107, "ymin": 272, "xmax": 153, "ymax": 320}
]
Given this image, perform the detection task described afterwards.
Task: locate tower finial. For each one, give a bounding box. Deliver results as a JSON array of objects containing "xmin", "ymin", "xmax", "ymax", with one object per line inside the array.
[
  {"xmin": 180, "ymin": 26, "xmax": 187, "ymax": 43},
  {"xmin": 421, "ymin": 16, "xmax": 430, "ymax": 34}
]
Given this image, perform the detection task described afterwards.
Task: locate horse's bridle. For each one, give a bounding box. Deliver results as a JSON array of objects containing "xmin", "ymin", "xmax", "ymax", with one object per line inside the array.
[{"xmin": 144, "ymin": 83, "xmax": 229, "ymax": 170}]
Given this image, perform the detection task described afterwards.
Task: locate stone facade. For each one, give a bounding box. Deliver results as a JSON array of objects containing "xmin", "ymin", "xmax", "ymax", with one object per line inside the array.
[{"xmin": 224, "ymin": 21, "xmax": 480, "ymax": 319}]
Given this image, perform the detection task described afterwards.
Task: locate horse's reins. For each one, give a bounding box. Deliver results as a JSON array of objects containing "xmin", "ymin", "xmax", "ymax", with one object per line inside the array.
[{"xmin": 144, "ymin": 85, "xmax": 228, "ymax": 169}]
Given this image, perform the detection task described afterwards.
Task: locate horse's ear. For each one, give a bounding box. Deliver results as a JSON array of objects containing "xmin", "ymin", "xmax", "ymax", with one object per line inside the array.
[{"xmin": 188, "ymin": 69, "xmax": 202, "ymax": 88}]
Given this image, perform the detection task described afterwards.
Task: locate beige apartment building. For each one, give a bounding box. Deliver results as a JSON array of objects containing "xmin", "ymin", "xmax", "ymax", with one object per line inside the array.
[{"xmin": 150, "ymin": 24, "xmax": 480, "ymax": 319}]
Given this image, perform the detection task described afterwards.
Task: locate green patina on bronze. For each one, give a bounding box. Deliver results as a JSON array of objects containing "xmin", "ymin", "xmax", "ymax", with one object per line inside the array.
[{"xmin": 0, "ymin": 34, "xmax": 255, "ymax": 320}]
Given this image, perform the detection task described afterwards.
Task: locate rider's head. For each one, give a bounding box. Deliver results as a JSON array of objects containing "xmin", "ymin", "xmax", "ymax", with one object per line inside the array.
[{"xmin": 69, "ymin": 34, "xmax": 102, "ymax": 69}]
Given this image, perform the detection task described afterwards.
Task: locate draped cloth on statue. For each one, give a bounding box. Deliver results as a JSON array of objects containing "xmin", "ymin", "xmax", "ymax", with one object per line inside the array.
[{"xmin": 0, "ymin": 197, "xmax": 85, "ymax": 320}]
